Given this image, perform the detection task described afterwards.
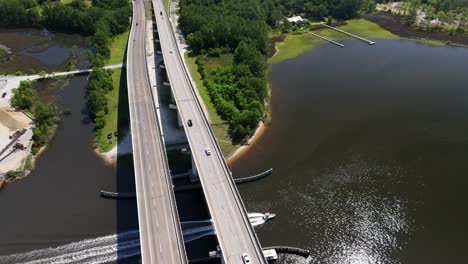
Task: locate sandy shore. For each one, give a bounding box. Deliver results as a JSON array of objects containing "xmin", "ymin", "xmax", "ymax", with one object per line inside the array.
[
  {"xmin": 227, "ymin": 119, "xmax": 269, "ymax": 165},
  {"xmin": 97, "ymin": 132, "xmax": 133, "ymax": 164}
]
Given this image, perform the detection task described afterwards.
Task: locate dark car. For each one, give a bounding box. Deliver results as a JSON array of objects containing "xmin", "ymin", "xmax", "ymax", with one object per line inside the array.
[
  {"xmin": 114, "ymin": 131, "xmax": 119, "ymax": 137},
  {"xmin": 160, "ymin": 11, "xmax": 163, "ymax": 16},
  {"xmin": 2, "ymin": 92, "xmax": 6, "ymax": 98},
  {"xmin": 187, "ymin": 119, "xmax": 193, "ymax": 127},
  {"xmin": 107, "ymin": 133, "xmax": 112, "ymax": 140}
]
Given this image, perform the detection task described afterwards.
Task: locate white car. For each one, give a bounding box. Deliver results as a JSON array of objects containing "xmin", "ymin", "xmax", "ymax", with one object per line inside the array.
[
  {"xmin": 205, "ymin": 148, "xmax": 211, "ymax": 156},
  {"xmin": 242, "ymin": 253, "xmax": 250, "ymax": 264}
]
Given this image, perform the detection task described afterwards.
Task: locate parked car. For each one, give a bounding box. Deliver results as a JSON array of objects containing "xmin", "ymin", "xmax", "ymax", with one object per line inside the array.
[
  {"xmin": 2, "ymin": 92, "xmax": 6, "ymax": 98},
  {"xmin": 205, "ymin": 148, "xmax": 211, "ymax": 156},
  {"xmin": 114, "ymin": 131, "xmax": 119, "ymax": 137},
  {"xmin": 107, "ymin": 133, "xmax": 112, "ymax": 140},
  {"xmin": 187, "ymin": 119, "xmax": 193, "ymax": 127}
]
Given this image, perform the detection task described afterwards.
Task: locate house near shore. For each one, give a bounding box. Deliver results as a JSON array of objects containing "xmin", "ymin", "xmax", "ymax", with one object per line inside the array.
[{"xmin": 287, "ymin": 16, "xmax": 304, "ymax": 26}]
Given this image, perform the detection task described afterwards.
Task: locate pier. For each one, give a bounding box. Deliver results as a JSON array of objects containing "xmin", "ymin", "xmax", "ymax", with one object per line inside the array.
[
  {"xmin": 321, "ymin": 23, "xmax": 375, "ymax": 45},
  {"xmin": 100, "ymin": 191, "xmax": 136, "ymax": 199},
  {"xmin": 306, "ymin": 32, "xmax": 344, "ymax": 47},
  {"xmin": 234, "ymin": 168, "xmax": 273, "ymax": 184},
  {"xmin": 263, "ymin": 246, "xmax": 310, "ymax": 258}
]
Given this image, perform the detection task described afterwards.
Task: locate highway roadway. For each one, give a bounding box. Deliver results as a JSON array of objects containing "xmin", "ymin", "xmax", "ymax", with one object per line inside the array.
[
  {"xmin": 126, "ymin": 0, "xmax": 187, "ymax": 263},
  {"xmin": 151, "ymin": 0, "xmax": 267, "ymax": 263}
]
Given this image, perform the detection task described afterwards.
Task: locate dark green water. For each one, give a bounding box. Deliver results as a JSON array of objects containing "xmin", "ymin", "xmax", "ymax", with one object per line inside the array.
[{"xmin": 232, "ymin": 39, "xmax": 468, "ymax": 263}]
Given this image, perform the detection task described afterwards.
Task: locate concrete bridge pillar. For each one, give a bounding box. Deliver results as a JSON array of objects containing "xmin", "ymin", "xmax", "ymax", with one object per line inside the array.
[
  {"xmin": 177, "ymin": 111, "xmax": 183, "ymax": 128},
  {"xmin": 170, "ymin": 88, "xmax": 175, "ymax": 103},
  {"xmin": 191, "ymin": 155, "xmax": 199, "ymax": 179}
]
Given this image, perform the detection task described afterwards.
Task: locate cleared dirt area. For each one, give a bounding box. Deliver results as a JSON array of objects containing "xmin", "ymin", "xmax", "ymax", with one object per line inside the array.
[
  {"xmin": 0, "ymin": 108, "xmax": 31, "ymax": 130},
  {"xmin": 0, "ymin": 107, "xmax": 33, "ymax": 175},
  {"xmin": 362, "ymin": 12, "xmax": 468, "ymax": 46}
]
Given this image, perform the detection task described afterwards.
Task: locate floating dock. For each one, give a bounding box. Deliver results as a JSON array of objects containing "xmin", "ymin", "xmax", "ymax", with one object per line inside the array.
[
  {"xmin": 306, "ymin": 32, "xmax": 344, "ymax": 47},
  {"xmin": 321, "ymin": 23, "xmax": 375, "ymax": 45}
]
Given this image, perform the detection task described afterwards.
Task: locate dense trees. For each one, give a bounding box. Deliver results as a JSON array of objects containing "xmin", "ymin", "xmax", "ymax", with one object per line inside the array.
[
  {"xmin": 32, "ymin": 102, "xmax": 59, "ymax": 153},
  {"xmin": 11, "ymin": 81, "xmax": 37, "ymax": 110},
  {"xmin": 87, "ymin": 68, "xmax": 113, "ymax": 130},
  {"xmin": 277, "ymin": 0, "xmax": 377, "ymax": 20},
  {"xmin": 386, "ymin": 0, "xmax": 468, "ymax": 31},
  {"xmin": 11, "ymin": 81, "xmax": 59, "ymax": 153},
  {"xmin": 0, "ymin": 0, "xmax": 131, "ymax": 59}
]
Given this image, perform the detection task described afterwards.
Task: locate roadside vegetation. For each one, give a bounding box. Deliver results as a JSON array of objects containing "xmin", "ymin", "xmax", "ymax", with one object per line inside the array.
[
  {"xmin": 107, "ymin": 30, "xmax": 129, "ymax": 65},
  {"xmin": 185, "ymin": 53, "xmax": 239, "ymax": 156},
  {"xmin": 11, "ymin": 81, "xmax": 60, "ymax": 154},
  {"xmin": 93, "ymin": 67, "xmax": 129, "ymax": 152},
  {"xmin": 87, "ymin": 68, "xmax": 117, "ymax": 152}
]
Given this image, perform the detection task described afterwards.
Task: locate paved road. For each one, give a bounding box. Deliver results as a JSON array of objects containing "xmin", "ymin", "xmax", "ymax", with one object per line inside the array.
[
  {"xmin": 127, "ymin": 1, "xmax": 187, "ymax": 263},
  {"xmin": 152, "ymin": 0, "xmax": 267, "ymax": 263}
]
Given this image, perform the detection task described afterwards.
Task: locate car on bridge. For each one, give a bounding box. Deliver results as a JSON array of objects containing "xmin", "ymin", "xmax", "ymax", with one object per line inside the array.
[
  {"xmin": 205, "ymin": 148, "xmax": 211, "ymax": 156},
  {"xmin": 242, "ymin": 253, "xmax": 251, "ymax": 264}
]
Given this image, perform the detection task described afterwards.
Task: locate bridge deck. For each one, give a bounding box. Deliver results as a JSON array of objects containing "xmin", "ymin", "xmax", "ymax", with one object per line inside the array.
[{"xmin": 127, "ymin": 0, "xmax": 186, "ymax": 263}]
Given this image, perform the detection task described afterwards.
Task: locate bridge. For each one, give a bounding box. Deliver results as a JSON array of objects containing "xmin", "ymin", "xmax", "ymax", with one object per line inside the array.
[
  {"xmin": 151, "ymin": 0, "xmax": 267, "ymax": 262},
  {"xmin": 125, "ymin": 0, "xmax": 267, "ymax": 262},
  {"xmin": 126, "ymin": 0, "xmax": 187, "ymax": 263}
]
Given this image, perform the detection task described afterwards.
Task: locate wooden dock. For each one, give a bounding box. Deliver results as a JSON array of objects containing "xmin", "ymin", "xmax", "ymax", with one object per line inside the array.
[
  {"xmin": 306, "ymin": 32, "xmax": 344, "ymax": 47},
  {"xmin": 321, "ymin": 24, "xmax": 375, "ymax": 45}
]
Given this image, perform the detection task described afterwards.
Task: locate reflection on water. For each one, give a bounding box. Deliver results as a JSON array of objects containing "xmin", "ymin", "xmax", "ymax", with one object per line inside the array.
[
  {"xmin": 231, "ymin": 39, "xmax": 468, "ymax": 263},
  {"xmin": 21, "ymin": 45, "xmax": 71, "ymax": 67}
]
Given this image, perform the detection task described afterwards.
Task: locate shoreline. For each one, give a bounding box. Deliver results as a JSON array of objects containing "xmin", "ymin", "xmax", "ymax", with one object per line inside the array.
[
  {"xmin": 362, "ymin": 12, "xmax": 468, "ymax": 46},
  {"xmin": 227, "ymin": 119, "xmax": 268, "ymax": 165},
  {"xmin": 226, "ymin": 16, "xmax": 467, "ymax": 164},
  {"xmin": 227, "ymin": 88, "xmax": 272, "ymax": 164},
  {"xmin": 94, "ymin": 132, "xmax": 133, "ymax": 165}
]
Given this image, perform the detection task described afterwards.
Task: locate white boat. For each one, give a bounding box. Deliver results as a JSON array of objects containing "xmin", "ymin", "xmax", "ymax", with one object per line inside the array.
[{"xmin": 248, "ymin": 212, "xmax": 276, "ymax": 227}]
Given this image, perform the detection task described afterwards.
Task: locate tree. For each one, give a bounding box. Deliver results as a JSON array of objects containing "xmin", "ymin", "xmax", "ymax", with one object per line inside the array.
[{"xmin": 11, "ymin": 81, "xmax": 37, "ymax": 110}]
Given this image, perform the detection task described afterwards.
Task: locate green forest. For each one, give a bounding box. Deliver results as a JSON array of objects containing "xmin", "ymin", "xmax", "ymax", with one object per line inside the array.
[{"xmin": 0, "ymin": 0, "xmax": 131, "ymax": 60}]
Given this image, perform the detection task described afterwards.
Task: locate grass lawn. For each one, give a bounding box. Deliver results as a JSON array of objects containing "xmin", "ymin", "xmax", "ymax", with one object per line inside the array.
[
  {"xmin": 107, "ymin": 30, "xmax": 129, "ymax": 65},
  {"xmin": 96, "ymin": 67, "xmax": 129, "ymax": 152},
  {"xmin": 270, "ymin": 19, "xmax": 399, "ymax": 65},
  {"xmin": 204, "ymin": 54, "xmax": 233, "ymax": 74},
  {"xmin": 164, "ymin": 0, "xmax": 170, "ymax": 13},
  {"xmin": 184, "ymin": 53, "xmax": 240, "ymax": 157}
]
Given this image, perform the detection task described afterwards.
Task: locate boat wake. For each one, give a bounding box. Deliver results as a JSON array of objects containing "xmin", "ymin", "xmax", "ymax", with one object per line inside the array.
[{"xmin": 0, "ymin": 230, "xmax": 141, "ymax": 264}]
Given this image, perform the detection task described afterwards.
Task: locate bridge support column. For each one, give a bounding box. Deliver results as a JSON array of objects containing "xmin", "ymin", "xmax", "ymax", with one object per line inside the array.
[
  {"xmin": 177, "ymin": 111, "xmax": 183, "ymax": 128},
  {"xmin": 191, "ymin": 155, "xmax": 199, "ymax": 179}
]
